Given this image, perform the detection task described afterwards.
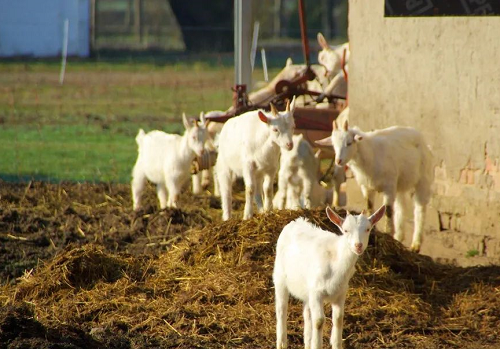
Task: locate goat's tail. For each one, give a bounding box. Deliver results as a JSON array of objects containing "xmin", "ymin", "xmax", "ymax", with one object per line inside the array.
[{"xmin": 135, "ymin": 129, "xmax": 146, "ymax": 147}]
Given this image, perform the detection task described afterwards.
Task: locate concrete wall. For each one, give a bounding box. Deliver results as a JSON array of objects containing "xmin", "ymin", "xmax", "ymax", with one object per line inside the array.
[
  {"xmin": 347, "ymin": 0, "xmax": 500, "ymax": 260},
  {"xmin": 0, "ymin": 0, "xmax": 89, "ymax": 57}
]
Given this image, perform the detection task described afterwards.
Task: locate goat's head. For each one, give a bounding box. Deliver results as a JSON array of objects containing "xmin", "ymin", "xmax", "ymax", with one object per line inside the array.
[
  {"xmin": 317, "ymin": 33, "xmax": 342, "ymax": 77},
  {"xmin": 315, "ymin": 120, "xmax": 363, "ymax": 166},
  {"xmin": 183, "ymin": 112, "xmax": 208, "ymax": 157},
  {"xmin": 326, "ymin": 205, "xmax": 386, "ymax": 255},
  {"xmin": 258, "ymin": 96, "xmax": 296, "ymax": 151}
]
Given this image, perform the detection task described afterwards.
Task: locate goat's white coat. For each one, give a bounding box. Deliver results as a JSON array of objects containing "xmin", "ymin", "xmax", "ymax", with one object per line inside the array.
[
  {"xmin": 131, "ymin": 114, "xmax": 208, "ymax": 210},
  {"xmin": 317, "ymin": 33, "xmax": 350, "ymax": 78},
  {"xmin": 216, "ymin": 99, "xmax": 296, "ymax": 220},
  {"xmin": 191, "ymin": 114, "xmax": 224, "ymax": 195},
  {"xmin": 317, "ymin": 122, "xmax": 433, "ymax": 251},
  {"xmin": 273, "ymin": 206, "xmax": 385, "ymax": 349},
  {"xmin": 273, "ymin": 134, "xmax": 333, "ymax": 210}
]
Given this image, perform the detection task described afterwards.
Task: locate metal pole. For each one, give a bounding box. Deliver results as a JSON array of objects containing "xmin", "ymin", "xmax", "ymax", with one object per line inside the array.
[
  {"xmin": 234, "ymin": 0, "xmax": 252, "ymax": 87},
  {"xmin": 298, "ymin": 0, "xmax": 310, "ymax": 67},
  {"xmin": 59, "ymin": 19, "xmax": 69, "ymax": 85}
]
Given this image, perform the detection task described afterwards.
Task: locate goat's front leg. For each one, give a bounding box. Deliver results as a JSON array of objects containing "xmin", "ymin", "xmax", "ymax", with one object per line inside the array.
[
  {"xmin": 361, "ymin": 185, "xmax": 376, "ymax": 214},
  {"xmin": 157, "ymin": 184, "xmax": 168, "ymax": 209},
  {"xmin": 243, "ymin": 162, "xmax": 257, "ymax": 220},
  {"xmin": 263, "ymin": 173, "xmax": 274, "ymax": 211},
  {"xmin": 254, "ymin": 174, "xmax": 265, "ymax": 213},
  {"xmin": 382, "ymin": 190, "xmax": 396, "ymax": 237},
  {"xmin": 302, "ymin": 177, "xmax": 313, "ymax": 209},
  {"xmin": 330, "ymin": 294, "xmax": 346, "ymax": 349},
  {"xmin": 303, "ymin": 303, "xmax": 312, "ymax": 349},
  {"xmin": 309, "ymin": 294, "xmax": 325, "ymax": 349}
]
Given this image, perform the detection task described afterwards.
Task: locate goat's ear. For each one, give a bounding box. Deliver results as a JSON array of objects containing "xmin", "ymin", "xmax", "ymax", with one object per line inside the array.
[
  {"xmin": 369, "ymin": 205, "xmax": 386, "ymax": 226},
  {"xmin": 326, "ymin": 206, "xmax": 344, "ymax": 229},
  {"xmin": 315, "ymin": 136, "xmax": 332, "ymax": 147},
  {"xmin": 286, "ymin": 57, "xmax": 293, "ymax": 67},
  {"xmin": 354, "ymin": 134, "xmax": 363, "ymax": 142},
  {"xmin": 343, "ymin": 120, "xmax": 349, "ymax": 131},
  {"xmin": 317, "ymin": 32, "xmax": 329, "ymax": 50},
  {"xmin": 258, "ymin": 111, "xmax": 269, "ymax": 124},
  {"xmin": 199, "ymin": 112, "xmax": 206, "ymax": 127},
  {"xmin": 182, "ymin": 113, "xmax": 190, "ymax": 130}
]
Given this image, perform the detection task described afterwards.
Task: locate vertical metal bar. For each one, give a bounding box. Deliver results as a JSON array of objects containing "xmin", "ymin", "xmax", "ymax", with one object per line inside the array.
[
  {"xmin": 298, "ymin": 0, "xmax": 310, "ymax": 67},
  {"xmin": 234, "ymin": 0, "xmax": 251, "ymax": 86}
]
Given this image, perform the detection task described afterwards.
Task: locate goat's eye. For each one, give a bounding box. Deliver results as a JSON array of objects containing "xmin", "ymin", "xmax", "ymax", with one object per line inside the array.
[
  {"xmin": 347, "ymin": 141, "xmax": 353, "ymax": 146},
  {"xmin": 273, "ymin": 128, "xmax": 278, "ymax": 133}
]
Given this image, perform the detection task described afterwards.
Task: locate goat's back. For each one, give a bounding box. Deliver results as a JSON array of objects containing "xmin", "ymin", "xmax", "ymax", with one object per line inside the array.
[
  {"xmin": 357, "ymin": 126, "xmax": 433, "ymax": 191},
  {"xmin": 135, "ymin": 130, "xmax": 183, "ymax": 183},
  {"xmin": 217, "ymin": 111, "xmax": 276, "ymax": 175}
]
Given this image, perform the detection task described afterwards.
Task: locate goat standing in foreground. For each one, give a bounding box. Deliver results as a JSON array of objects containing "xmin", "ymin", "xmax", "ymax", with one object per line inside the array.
[
  {"xmin": 274, "ymin": 205, "xmax": 386, "ymax": 349},
  {"xmin": 216, "ymin": 97, "xmax": 296, "ymax": 221},
  {"xmin": 316, "ymin": 120, "xmax": 433, "ymax": 252},
  {"xmin": 131, "ymin": 113, "xmax": 208, "ymax": 210}
]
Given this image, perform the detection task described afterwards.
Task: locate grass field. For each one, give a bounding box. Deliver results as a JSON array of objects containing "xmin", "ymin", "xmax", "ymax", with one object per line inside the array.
[{"xmin": 0, "ymin": 57, "xmax": 281, "ymax": 182}]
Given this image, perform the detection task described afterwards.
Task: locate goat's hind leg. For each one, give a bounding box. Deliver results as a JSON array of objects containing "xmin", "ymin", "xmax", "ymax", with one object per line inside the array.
[{"xmin": 411, "ymin": 180, "xmax": 431, "ymax": 252}]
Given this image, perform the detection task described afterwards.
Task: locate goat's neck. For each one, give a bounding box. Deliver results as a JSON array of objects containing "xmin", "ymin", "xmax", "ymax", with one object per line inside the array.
[
  {"xmin": 337, "ymin": 236, "xmax": 358, "ymax": 271},
  {"xmin": 349, "ymin": 137, "xmax": 374, "ymax": 173},
  {"xmin": 180, "ymin": 131, "xmax": 196, "ymax": 163}
]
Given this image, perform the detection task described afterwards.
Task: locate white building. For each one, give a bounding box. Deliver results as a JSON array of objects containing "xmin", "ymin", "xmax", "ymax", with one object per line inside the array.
[{"xmin": 0, "ymin": 0, "xmax": 90, "ymax": 57}]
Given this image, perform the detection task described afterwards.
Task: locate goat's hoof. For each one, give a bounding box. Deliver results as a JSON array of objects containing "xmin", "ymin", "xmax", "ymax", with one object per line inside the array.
[{"xmin": 410, "ymin": 245, "xmax": 421, "ymax": 253}]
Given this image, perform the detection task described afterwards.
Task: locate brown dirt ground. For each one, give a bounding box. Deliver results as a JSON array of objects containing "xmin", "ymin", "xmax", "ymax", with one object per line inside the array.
[{"xmin": 1, "ymin": 181, "xmax": 500, "ymax": 349}]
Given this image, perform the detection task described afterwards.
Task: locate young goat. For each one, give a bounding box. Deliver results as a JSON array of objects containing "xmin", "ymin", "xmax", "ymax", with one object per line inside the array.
[
  {"xmin": 274, "ymin": 205, "xmax": 386, "ymax": 349},
  {"xmin": 273, "ymin": 134, "xmax": 335, "ymax": 210},
  {"xmin": 316, "ymin": 120, "xmax": 433, "ymax": 252},
  {"xmin": 131, "ymin": 113, "xmax": 208, "ymax": 210},
  {"xmin": 216, "ymin": 97, "xmax": 296, "ymax": 220},
  {"xmin": 191, "ymin": 114, "xmax": 224, "ymax": 195}
]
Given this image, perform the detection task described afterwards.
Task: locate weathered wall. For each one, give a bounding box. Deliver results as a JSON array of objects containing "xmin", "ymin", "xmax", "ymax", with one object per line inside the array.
[{"xmin": 347, "ymin": 0, "xmax": 500, "ymax": 259}]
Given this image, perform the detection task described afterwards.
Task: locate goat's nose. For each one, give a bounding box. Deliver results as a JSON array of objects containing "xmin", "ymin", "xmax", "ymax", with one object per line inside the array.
[
  {"xmin": 286, "ymin": 142, "xmax": 293, "ymax": 150},
  {"xmin": 355, "ymin": 243, "xmax": 363, "ymax": 250}
]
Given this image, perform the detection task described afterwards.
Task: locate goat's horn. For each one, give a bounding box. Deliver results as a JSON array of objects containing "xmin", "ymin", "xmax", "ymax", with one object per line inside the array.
[
  {"xmin": 270, "ymin": 103, "xmax": 278, "ymax": 116},
  {"xmin": 343, "ymin": 120, "xmax": 349, "ymax": 131},
  {"xmin": 285, "ymin": 99, "xmax": 290, "ymax": 112},
  {"xmin": 332, "ymin": 120, "xmax": 338, "ymax": 130}
]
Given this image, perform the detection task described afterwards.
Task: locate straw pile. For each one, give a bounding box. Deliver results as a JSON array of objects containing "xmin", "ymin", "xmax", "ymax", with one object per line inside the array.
[{"xmin": 3, "ymin": 207, "xmax": 500, "ymax": 348}]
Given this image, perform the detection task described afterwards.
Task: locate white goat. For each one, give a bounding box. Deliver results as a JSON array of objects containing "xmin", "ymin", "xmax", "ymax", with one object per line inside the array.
[
  {"xmin": 273, "ymin": 134, "xmax": 333, "ymax": 210},
  {"xmin": 316, "ymin": 120, "xmax": 433, "ymax": 252},
  {"xmin": 274, "ymin": 205, "xmax": 386, "ymax": 349},
  {"xmin": 191, "ymin": 113, "xmax": 224, "ymax": 195},
  {"xmin": 317, "ymin": 33, "xmax": 350, "ymax": 78},
  {"xmin": 131, "ymin": 113, "xmax": 208, "ymax": 210},
  {"xmin": 216, "ymin": 98, "xmax": 296, "ymax": 221}
]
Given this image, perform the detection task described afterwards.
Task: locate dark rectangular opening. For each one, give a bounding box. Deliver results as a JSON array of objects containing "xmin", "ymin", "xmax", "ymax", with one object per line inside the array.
[{"xmin": 385, "ymin": 0, "xmax": 500, "ymax": 16}]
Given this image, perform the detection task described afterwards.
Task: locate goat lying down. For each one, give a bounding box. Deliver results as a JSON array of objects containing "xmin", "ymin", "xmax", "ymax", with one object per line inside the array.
[{"xmin": 274, "ymin": 205, "xmax": 386, "ymax": 349}]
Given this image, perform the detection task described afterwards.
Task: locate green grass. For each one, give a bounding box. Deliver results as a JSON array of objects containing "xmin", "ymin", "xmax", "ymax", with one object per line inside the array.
[{"xmin": 0, "ymin": 58, "xmax": 282, "ymax": 183}]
